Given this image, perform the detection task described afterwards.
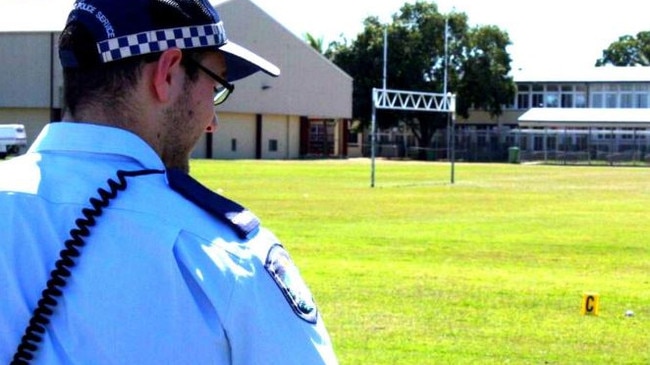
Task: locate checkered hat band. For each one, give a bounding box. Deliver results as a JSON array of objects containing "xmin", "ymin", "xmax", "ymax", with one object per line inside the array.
[{"xmin": 97, "ymin": 23, "xmax": 226, "ymax": 63}]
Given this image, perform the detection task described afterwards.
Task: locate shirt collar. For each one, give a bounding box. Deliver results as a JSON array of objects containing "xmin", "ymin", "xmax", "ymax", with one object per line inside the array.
[{"xmin": 29, "ymin": 122, "xmax": 165, "ymax": 171}]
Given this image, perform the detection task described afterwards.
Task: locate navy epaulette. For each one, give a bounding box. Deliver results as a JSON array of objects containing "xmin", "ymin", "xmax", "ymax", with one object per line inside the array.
[{"xmin": 166, "ymin": 168, "xmax": 260, "ymax": 239}]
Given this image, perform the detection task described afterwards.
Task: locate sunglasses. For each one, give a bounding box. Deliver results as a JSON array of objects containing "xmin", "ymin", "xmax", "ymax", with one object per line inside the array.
[{"xmin": 185, "ymin": 57, "xmax": 235, "ymax": 106}]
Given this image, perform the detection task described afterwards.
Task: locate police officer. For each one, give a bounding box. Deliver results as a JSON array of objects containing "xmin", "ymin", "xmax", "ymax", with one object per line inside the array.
[{"xmin": 0, "ymin": 0, "xmax": 338, "ymax": 363}]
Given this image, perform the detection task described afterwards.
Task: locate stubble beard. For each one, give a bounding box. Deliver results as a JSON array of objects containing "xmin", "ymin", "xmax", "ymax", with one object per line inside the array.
[{"xmin": 161, "ymin": 86, "xmax": 197, "ymax": 173}]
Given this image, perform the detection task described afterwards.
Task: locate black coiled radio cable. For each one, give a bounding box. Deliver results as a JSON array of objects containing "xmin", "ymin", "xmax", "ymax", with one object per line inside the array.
[{"xmin": 11, "ymin": 169, "xmax": 164, "ymax": 365}]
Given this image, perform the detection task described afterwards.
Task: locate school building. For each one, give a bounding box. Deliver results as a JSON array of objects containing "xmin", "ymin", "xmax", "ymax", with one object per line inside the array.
[{"xmin": 373, "ymin": 67, "xmax": 650, "ymax": 164}]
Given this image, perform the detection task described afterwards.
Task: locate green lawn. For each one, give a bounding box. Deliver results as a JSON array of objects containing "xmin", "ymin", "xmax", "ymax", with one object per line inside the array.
[{"xmin": 191, "ymin": 159, "xmax": 650, "ymax": 364}]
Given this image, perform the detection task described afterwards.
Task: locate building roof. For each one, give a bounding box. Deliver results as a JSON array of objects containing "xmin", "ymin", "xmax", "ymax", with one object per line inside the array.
[
  {"xmin": 513, "ymin": 66, "xmax": 650, "ymax": 83},
  {"xmin": 214, "ymin": 0, "xmax": 352, "ymax": 118},
  {"xmin": 518, "ymin": 108, "xmax": 650, "ymax": 128}
]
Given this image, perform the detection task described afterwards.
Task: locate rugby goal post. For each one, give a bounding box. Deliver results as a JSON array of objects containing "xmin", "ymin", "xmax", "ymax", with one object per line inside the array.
[{"xmin": 370, "ymin": 87, "xmax": 457, "ymax": 187}]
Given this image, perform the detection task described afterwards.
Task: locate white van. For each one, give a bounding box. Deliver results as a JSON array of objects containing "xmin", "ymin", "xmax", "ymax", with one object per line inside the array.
[{"xmin": 0, "ymin": 124, "xmax": 27, "ymax": 159}]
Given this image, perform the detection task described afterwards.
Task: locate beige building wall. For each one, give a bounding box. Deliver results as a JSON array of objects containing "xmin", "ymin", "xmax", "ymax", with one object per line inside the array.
[
  {"xmin": 212, "ymin": 113, "xmax": 256, "ymax": 159},
  {"xmin": 192, "ymin": 113, "xmax": 302, "ymax": 159},
  {"xmin": 260, "ymin": 114, "xmax": 299, "ymax": 159}
]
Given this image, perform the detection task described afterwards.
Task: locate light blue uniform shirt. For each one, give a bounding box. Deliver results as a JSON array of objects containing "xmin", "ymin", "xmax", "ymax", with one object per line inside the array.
[{"xmin": 0, "ymin": 122, "xmax": 337, "ymax": 364}]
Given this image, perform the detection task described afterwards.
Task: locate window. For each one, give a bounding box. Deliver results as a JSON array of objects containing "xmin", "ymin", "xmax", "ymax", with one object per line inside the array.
[
  {"xmin": 546, "ymin": 136, "xmax": 556, "ymax": 150},
  {"xmin": 598, "ymin": 128, "xmax": 613, "ymax": 139},
  {"xmin": 532, "ymin": 94, "xmax": 544, "ymax": 108},
  {"xmin": 591, "ymin": 94, "xmax": 603, "ymax": 108},
  {"xmin": 561, "ymin": 94, "xmax": 573, "ymax": 108},
  {"xmin": 231, "ymin": 138, "xmax": 237, "ymax": 151},
  {"xmin": 590, "ymin": 83, "xmax": 605, "ymax": 107},
  {"xmin": 620, "ymin": 84, "xmax": 633, "ymax": 91},
  {"xmin": 557, "ymin": 85, "xmax": 588, "ymax": 108},
  {"xmin": 516, "ymin": 84, "xmax": 530, "ymax": 109},
  {"xmin": 532, "ymin": 84, "xmax": 544, "ymax": 107},
  {"xmin": 633, "ymin": 83, "xmax": 649, "ymax": 108},
  {"xmin": 560, "ymin": 85, "xmax": 574, "ymax": 108},
  {"xmin": 621, "ymin": 128, "xmax": 633, "ymax": 139},
  {"xmin": 605, "ymin": 93, "xmax": 617, "ymax": 108},
  {"xmin": 268, "ymin": 139, "xmax": 278, "ymax": 152},
  {"xmin": 348, "ymin": 131, "xmax": 359, "ymax": 145},
  {"xmin": 575, "ymin": 85, "xmax": 587, "ymax": 108},
  {"xmin": 620, "ymin": 93, "xmax": 633, "ymax": 108},
  {"xmin": 545, "ymin": 94, "xmax": 559, "ymax": 107},
  {"xmin": 576, "ymin": 134, "xmax": 588, "ymax": 150},
  {"xmin": 517, "ymin": 94, "xmax": 530, "ymax": 109},
  {"xmin": 545, "ymin": 85, "xmax": 559, "ymax": 108}
]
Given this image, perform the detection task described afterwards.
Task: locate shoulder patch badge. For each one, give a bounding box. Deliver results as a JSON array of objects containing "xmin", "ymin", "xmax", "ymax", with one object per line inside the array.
[{"xmin": 265, "ymin": 244, "xmax": 318, "ymax": 324}]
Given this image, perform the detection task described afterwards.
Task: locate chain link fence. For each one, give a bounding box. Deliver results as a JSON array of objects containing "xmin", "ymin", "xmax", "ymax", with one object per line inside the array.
[{"xmin": 363, "ymin": 127, "xmax": 650, "ymax": 166}]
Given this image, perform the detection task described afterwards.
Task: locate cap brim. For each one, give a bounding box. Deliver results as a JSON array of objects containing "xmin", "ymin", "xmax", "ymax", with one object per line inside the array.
[{"xmin": 219, "ymin": 41, "xmax": 280, "ymax": 82}]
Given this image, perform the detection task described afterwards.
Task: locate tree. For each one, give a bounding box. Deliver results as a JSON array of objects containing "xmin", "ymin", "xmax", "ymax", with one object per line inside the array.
[
  {"xmin": 456, "ymin": 25, "xmax": 516, "ymax": 119},
  {"xmin": 596, "ymin": 31, "xmax": 650, "ymax": 66},
  {"xmin": 325, "ymin": 16, "xmax": 386, "ymax": 132},
  {"xmin": 304, "ymin": 32, "xmax": 325, "ymax": 54},
  {"xmin": 326, "ymin": 1, "xmax": 515, "ymax": 149}
]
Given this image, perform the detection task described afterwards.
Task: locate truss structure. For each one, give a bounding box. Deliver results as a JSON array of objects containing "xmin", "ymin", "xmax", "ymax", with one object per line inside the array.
[{"xmin": 373, "ymin": 88, "xmax": 455, "ymax": 112}]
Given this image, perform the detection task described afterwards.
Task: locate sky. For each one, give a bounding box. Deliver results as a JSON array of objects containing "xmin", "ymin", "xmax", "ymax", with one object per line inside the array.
[
  {"xmin": 249, "ymin": 0, "xmax": 650, "ymax": 73},
  {"xmin": 3, "ymin": 0, "xmax": 648, "ymax": 75}
]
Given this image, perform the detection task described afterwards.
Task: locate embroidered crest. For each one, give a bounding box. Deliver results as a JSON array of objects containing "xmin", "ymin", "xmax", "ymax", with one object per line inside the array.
[{"xmin": 265, "ymin": 244, "xmax": 318, "ymax": 324}]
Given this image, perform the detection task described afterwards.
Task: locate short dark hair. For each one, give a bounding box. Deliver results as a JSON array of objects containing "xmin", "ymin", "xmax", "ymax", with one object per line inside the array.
[{"xmin": 60, "ymin": 22, "xmax": 143, "ymax": 116}]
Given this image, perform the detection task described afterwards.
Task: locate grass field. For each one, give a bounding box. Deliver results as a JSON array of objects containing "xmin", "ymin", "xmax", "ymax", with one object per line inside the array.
[{"xmin": 191, "ymin": 159, "xmax": 650, "ymax": 364}]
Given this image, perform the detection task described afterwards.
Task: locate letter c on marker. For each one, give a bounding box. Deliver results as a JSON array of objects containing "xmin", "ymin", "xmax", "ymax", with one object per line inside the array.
[{"xmin": 585, "ymin": 295, "xmax": 595, "ymax": 312}]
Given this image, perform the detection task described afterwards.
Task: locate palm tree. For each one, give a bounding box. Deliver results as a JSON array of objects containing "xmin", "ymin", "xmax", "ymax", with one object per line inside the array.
[{"xmin": 304, "ymin": 32, "xmax": 324, "ymax": 54}]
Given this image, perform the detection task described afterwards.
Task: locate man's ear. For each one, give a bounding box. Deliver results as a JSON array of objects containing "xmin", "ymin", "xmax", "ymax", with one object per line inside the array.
[{"xmin": 151, "ymin": 48, "xmax": 184, "ymax": 103}]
